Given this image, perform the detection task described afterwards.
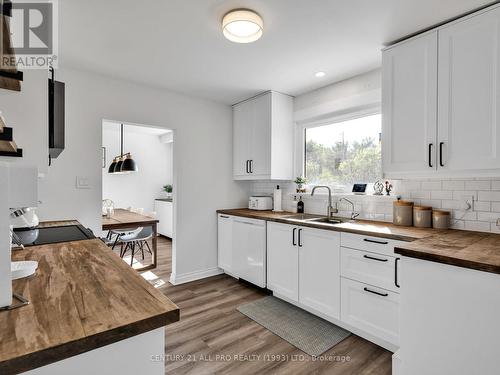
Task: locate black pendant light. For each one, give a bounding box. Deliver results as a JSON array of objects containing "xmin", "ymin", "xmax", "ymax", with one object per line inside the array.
[
  {"xmin": 108, "ymin": 124, "xmax": 138, "ymax": 174},
  {"xmin": 121, "ymin": 152, "xmax": 138, "ymax": 172}
]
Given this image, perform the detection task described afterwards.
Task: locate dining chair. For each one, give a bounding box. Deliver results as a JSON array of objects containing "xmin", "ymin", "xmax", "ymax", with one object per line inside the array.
[
  {"xmin": 119, "ymin": 212, "xmax": 156, "ymax": 266},
  {"xmin": 108, "ymin": 207, "xmax": 145, "ymax": 248}
]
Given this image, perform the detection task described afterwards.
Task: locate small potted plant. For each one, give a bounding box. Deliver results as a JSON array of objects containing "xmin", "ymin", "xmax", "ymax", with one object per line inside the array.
[
  {"xmin": 163, "ymin": 184, "xmax": 173, "ymax": 198},
  {"xmin": 294, "ymin": 176, "xmax": 307, "ymax": 193}
]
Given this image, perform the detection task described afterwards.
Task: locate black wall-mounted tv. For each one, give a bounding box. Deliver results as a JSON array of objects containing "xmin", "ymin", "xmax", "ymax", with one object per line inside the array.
[{"xmin": 48, "ymin": 73, "xmax": 65, "ymax": 159}]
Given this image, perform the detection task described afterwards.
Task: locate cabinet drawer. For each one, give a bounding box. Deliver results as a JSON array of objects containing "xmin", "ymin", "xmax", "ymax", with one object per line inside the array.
[
  {"xmin": 341, "ymin": 277, "xmax": 399, "ymax": 346},
  {"xmin": 341, "ymin": 232, "xmax": 407, "ymax": 257},
  {"xmin": 341, "ymin": 247, "xmax": 399, "ymax": 292}
]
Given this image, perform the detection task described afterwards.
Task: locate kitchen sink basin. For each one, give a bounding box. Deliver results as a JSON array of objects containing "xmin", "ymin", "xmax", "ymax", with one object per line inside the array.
[
  {"xmin": 281, "ymin": 214, "xmax": 322, "ymax": 221},
  {"xmin": 304, "ymin": 217, "xmax": 347, "ymax": 224},
  {"xmin": 281, "ymin": 214, "xmax": 348, "ymax": 225}
]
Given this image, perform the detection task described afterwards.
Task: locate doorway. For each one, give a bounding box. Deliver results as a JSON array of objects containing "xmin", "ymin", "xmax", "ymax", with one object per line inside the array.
[{"xmin": 101, "ymin": 120, "xmax": 174, "ymax": 287}]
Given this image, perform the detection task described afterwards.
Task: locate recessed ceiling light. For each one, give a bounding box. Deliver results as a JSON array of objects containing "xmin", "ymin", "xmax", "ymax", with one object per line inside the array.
[
  {"xmin": 315, "ymin": 71, "xmax": 326, "ymax": 78},
  {"xmin": 222, "ymin": 9, "xmax": 263, "ymax": 43}
]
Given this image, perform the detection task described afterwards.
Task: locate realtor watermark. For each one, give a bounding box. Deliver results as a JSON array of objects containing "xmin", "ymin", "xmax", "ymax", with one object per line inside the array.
[{"xmin": 1, "ymin": 0, "xmax": 58, "ymax": 69}]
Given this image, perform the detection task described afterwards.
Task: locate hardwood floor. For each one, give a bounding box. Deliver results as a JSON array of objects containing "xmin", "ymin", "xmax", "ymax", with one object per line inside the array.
[{"xmin": 115, "ymin": 236, "xmax": 392, "ymax": 374}]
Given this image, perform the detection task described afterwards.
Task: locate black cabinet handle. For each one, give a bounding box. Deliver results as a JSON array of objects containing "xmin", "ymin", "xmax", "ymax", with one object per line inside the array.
[
  {"xmin": 395, "ymin": 257, "xmax": 400, "ymax": 288},
  {"xmin": 220, "ymin": 215, "xmax": 230, "ymax": 219},
  {"xmin": 245, "ymin": 160, "xmax": 249, "ymax": 173},
  {"xmin": 298, "ymin": 228, "xmax": 303, "ymax": 247},
  {"xmin": 363, "ymin": 238, "xmax": 389, "ymax": 245},
  {"xmin": 439, "ymin": 142, "xmax": 445, "ymax": 167},
  {"xmin": 428, "ymin": 143, "xmax": 433, "ymax": 168},
  {"xmin": 249, "ymin": 160, "xmax": 253, "ymax": 173},
  {"xmin": 363, "ymin": 287, "xmax": 388, "ymax": 297},
  {"xmin": 363, "ymin": 254, "xmax": 388, "ymax": 262},
  {"xmin": 292, "ymin": 228, "xmax": 297, "ymax": 246}
]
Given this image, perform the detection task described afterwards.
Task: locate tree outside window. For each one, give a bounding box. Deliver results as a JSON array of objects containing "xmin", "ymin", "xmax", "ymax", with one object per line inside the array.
[{"xmin": 305, "ymin": 114, "xmax": 382, "ymax": 191}]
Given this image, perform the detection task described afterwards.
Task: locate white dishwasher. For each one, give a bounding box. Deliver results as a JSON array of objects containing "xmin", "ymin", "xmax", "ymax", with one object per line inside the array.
[{"xmin": 232, "ymin": 217, "xmax": 266, "ymax": 288}]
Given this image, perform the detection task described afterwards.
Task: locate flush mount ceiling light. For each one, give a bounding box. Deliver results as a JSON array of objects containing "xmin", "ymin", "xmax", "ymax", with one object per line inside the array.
[
  {"xmin": 222, "ymin": 9, "xmax": 263, "ymax": 43},
  {"xmin": 315, "ymin": 71, "xmax": 326, "ymax": 78}
]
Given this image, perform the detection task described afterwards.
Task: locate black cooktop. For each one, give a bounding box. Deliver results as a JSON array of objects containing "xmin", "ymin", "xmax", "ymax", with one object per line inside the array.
[{"xmin": 14, "ymin": 225, "xmax": 95, "ymax": 246}]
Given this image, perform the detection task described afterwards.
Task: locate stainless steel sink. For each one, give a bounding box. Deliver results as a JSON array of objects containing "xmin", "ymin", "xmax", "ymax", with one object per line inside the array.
[
  {"xmin": 281, "ymin": 214, "xmax": 322, "ymax": 221},
  {"xmin": 304, "ymin": 217, "xmax": 347, "ymax": 224},
  {"xmin": 281, "ymin": 214, "xmax": 348, "ymax": 225}
]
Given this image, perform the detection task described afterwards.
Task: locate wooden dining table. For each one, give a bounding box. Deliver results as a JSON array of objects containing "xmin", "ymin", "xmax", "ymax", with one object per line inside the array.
[{"xmin": 102, "ymin": 208, "xmax": 159, "ymax": 271}]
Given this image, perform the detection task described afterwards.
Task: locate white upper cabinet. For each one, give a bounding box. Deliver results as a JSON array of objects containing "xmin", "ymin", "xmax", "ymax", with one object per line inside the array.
[
  {"xmin": 438, "ymin": 7, "xmax": 500, "ymax": 173},
  {"xmin": 382, "ymin": 32, "xmax": 438, "ymax": 176},
  {"xmin": 382, "ymin": 4, "xmax": 500, "ymax": 178},
  {"xmin": 233, "ymin": 91, "xmax": 294, "ymax": 180}
]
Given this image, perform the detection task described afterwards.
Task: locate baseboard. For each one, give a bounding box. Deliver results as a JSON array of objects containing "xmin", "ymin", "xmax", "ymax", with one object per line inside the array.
[{"xmin": 169, "ymin": 267, "xmax": 223, "ymax": 285}]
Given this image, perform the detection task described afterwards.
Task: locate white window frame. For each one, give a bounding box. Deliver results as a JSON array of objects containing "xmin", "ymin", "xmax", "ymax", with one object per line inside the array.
[{"xmin": 294, "ymin": 105, "xmax": 382, "ymax": 191}]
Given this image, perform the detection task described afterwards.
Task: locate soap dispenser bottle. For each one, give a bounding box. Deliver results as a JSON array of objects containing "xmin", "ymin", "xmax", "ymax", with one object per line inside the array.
[{"xmin": 297, "ymin": 197, "xmax": 305, "ymax": 214}]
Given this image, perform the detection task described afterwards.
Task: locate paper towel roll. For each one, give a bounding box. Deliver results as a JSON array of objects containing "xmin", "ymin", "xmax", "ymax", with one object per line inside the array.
[{"xmin": 273, "ymin": 185, "xmax": 283, "ymax": 212}]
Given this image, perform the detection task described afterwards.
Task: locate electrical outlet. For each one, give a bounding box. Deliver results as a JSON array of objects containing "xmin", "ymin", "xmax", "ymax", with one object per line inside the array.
[{"xmin": 497, "ymin": 218, "xmax": 500, "ymax": 227}]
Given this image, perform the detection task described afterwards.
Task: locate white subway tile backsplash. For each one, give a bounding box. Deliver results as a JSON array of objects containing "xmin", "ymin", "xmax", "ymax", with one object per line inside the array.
[
  {"xmin": 411, "ymin": 191, "xmax": 431, "ymax": 200},
  {"xmin": 465, "ymin": 180, "xmax": 491, "ymax": 190},
  {"xmin": 464, "ymin": 221, "xmax": 491, "ymax": 232},
  {"xmin": 474, "ymin": 201, "xmax": 491, "ymax": 212},
  {"xmin": 452, "ymin": 191, "xmax": 478, "ymax": 201},
  {"xmin": 491, "ymin": 202, "xmax": 500, "ymax": 211},
  {"xmin": 477, "ymin": 212, "xmax": 500, "ymax": 223},
  {"xmin": 442, "ymin": 200, "xmax": 466, "ymax": 210},
  {"xmin": 478, "ymin": 191, "xmax": 500, "ymax": 202},
  {"xmin": 430, "ymin": 190, "xmax": 453, "ymax": 200},
  {"xmin": 491, "ymin": 180, "xmax": 500, "ymax": 191},
  {"xmin": 442, "ymin": 180, "xmax": 465, "ymax": 190},
  {"xmin": 249, "ymin": 177, "xmax": 500, "ymax": 233},
  {"xmin": 421, "ymin": 181, "xmax": 442, "ymax": 191}
]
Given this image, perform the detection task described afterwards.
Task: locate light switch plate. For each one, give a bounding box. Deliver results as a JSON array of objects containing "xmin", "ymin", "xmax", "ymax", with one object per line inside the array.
[
  {"xmin": 76, "ymin": 176, "xmax": 91, "ymax": 189},
  {"xmin": 497, "ymin": 218, "xmax": 500, "ymax": 227}
]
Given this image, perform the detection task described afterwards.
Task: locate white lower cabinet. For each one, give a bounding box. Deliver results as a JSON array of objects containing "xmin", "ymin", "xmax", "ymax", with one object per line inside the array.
[
  {"xmin": 299, "ymin": 227, "xmax": 341, "ymax": 319},
  {"xmin": 267, "ymin": 222, "xmax": 299, "ymax": 301},
  {"xmin": 155, "ymin": 200, "xmax": 173, "ymax": 238},
  {"xmin": 217, "ymin": 214, "xmax": 266, "ymax": 287},
  {"xmin": 340, "ymin": 277, "xmax": 400, "ymax": 347},
  {"xmin": 222, "ymin": 217, "xmax": 403, "ymax": 351},
  {"xmin": 233, "ymin": 217, "xmax": 266, "ymax": 288},
  {"xmin": 217, "ymin": 214, "xmax": 233, "ymax": 274},
  {"xmin": 267, "ymin": 223, "xmax": 341, "ymax": 319},
  {"xmin": 341, "ymin": 247, "xmax": 399, "ymax": 292}
]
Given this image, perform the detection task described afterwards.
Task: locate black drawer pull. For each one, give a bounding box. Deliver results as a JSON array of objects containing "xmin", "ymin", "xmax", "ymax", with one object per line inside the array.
[
  {"xmin": 439, "ymin": 142, "xmax": 445, "ymax": 167},
  {"xmin": 428, "ymin": 143, "xmax": 433, "ymax": 168},
  {"xmin": 363, "ymin": 238, "xmax": 389, "ymax": 245},
  {"xmin": 363, "ymin": 287, "xmax": 388, "ymax": 297},
  {"xmin": 395, "ymin": 257, "xmax": 400, "ymax": 288},
  {"xmin": 220, "ymin": 215, "xmax": 230, "ymax": 219},
  {"xmin": 363, "ymin": 254, "xmax": 388, "ymax": 262}
]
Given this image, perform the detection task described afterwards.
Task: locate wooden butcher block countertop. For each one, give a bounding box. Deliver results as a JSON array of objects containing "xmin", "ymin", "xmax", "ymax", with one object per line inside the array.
[
  {"xmin": 0, "ymin": 238, "xmax": 179, "ymax": 375},
  {"xmin": 217, "ymin": 208, "xmax": 500, "ymax": 275}
]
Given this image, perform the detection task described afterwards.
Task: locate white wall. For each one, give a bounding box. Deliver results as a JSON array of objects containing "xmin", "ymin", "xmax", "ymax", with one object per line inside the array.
[
  {"xmin": 0, "ymin": 70, "xmax": 48, "ymax": 175},
  {"xmin": 2, "ymin": 68, "xmax": 249, "ymax": 283},
  {"xmin": 294, "ymin": 68, "xmax": 381, "ymax": 124},
  {"xmin": 102, "ymin": 123, "xmax": 173, "ymax": 213}
]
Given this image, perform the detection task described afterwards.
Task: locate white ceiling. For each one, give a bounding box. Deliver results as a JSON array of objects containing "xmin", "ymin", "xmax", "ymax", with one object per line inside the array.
[{"xmin": 59, "ymin": 0, "xmax": 493, "ymax": 104}]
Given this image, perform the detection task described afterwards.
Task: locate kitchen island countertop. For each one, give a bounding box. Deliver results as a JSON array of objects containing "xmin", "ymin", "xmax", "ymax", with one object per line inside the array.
[{"xmin": 0, "ymin": 237, "xmax": 179, "ymax": 374}]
